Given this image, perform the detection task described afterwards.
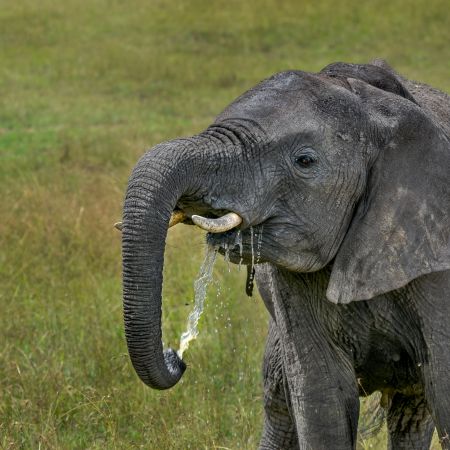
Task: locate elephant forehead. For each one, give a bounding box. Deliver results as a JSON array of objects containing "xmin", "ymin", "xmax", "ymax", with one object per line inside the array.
[{"xmin": 216, "ymin": 71, "xmax": 356, "ymax": 139}]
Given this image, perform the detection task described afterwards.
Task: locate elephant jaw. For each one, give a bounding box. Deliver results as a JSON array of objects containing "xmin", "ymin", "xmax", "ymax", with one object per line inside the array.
[{"xmin": 116, "ymin": 209, "xmax": 247, "ymax": 265}]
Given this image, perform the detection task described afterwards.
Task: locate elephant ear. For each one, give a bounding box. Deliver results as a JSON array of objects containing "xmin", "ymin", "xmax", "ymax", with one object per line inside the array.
[{"xmin": 327, "ymin": 78, "xmax": 450, "ymax": 304}]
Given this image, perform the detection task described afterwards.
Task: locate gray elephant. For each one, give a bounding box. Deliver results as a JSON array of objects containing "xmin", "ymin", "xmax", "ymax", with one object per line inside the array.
[{"xmin": 120, "ymin": 60, "xmax": 450, "ymax": 449}]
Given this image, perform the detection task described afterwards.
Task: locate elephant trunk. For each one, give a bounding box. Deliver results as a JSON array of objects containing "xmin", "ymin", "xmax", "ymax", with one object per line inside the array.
[{"xmin": 122, "ymin": 140, "xmax": 200, "ymax": 389}]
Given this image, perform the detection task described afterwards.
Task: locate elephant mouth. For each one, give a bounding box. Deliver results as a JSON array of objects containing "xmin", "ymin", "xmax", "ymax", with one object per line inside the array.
[
  {"xmin": 181, "ymin": 210, "xmax": 267, "ymax": 266},
  {"xmin": 206, "ymin": 226, "xmax": 266, "ymax": 266},
  {"xmin": 116, "ymin": 209, "xmax": 266, "ymax": 265}
]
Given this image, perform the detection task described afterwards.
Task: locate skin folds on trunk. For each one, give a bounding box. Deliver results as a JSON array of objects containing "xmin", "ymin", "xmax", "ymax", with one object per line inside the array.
[
  {"xmin": 122, "ymin": 141, "xmax": 197, "ymax": 389},
  {"xmin": 122, "ymin": 126, "xmax": 249, "ymax": 390}
]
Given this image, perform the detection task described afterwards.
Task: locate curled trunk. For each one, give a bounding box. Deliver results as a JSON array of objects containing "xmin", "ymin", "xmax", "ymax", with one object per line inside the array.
[{"xmin": 122, "ymin": 141, "xmax": 197, "ymax": 389}]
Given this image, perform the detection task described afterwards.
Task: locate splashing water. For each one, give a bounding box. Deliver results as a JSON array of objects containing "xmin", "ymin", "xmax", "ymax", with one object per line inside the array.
[{"xmin": 178, "ymin": 245, "xmax": 218, "ymax": 358}]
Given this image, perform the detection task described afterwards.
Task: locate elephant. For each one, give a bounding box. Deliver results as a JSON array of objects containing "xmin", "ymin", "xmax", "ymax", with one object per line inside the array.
[{"xmin": 119, "ymin": 59, "xmax": 450, "ymax": 449}]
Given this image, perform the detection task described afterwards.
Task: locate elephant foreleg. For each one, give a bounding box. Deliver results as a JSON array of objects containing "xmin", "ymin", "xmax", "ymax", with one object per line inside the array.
[
  {"xmin": 260, "ymin": 320, "xmax": 299, "ymax": 450},
  {"xmin": 271, "ymin": 267, "xmax": 360, "ymax": 450},
  {"xmin": 386, "ymin": 392, "xmax": 434, "ymax": 450}
]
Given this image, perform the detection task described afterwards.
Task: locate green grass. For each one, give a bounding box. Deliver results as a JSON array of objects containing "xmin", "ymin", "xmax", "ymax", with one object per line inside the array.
[{"xmin": 0, "ymin": 0, "xmax": 448, "ymax": 448}]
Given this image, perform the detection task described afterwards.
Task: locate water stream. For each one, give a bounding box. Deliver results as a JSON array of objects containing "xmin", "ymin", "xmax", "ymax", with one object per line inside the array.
[
  {"xmin": 235, "ymin": 230, "xmax": 243, "ymax": 270},
  {"xmin": 256, "ymin": 225, "xmax": 264, "ymax": 264},
  {"xmin": 177, "ymin": 226, "xmax": 264, "ymax": 358},
  {"xmin": 246, "ymin": 225, "xmax": 263, "ymax": 294},
  {"xmin": 178, "ymin": 244, "xmax": 218, "ymax": 358}
]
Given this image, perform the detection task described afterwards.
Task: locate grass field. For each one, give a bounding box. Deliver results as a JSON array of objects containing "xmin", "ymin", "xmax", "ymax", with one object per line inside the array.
[{"xmin": 1, "ymin": 0, "xmax": 448, "ymax": 448}]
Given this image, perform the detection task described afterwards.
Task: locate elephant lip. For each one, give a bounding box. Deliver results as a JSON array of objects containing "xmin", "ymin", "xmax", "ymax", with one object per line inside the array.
[
  {"xmin": 206, "ymin": 228, "xmax": 255, "ymax": 265},
  {"xmin": 206, "ymin": 229, "xmax": 239, "ymax": 249}
]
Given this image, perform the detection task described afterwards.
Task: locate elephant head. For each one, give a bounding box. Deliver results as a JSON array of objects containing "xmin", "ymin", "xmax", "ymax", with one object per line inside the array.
[{"xmin": 121, "ymin": 61, "xmax": 450, "ymax": 389}]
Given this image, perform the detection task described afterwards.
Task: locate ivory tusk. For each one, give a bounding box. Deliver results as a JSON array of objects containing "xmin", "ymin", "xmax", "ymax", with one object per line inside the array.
[
  {"xmin": 191, "ymin": 212, "xmax": 242, "ymax": 233},
  {"xmin": 169, "ymin": 210, "xmax": 187, "ymax": 228},
  {"xmin": 114, "ymin": 210, "xmax": 186, "ymax": 232}
]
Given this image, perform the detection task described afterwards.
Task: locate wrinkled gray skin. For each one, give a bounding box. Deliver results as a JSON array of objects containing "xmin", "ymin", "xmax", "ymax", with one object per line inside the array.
[{"xmin": 121, "ymin": 60, "xmax": 450, "ymax": 449}]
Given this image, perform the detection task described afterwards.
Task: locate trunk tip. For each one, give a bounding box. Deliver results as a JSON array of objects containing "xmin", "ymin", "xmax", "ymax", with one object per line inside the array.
[
  {"xmin": 137, "ymin": 348, "xmax": 186, "ymax": 390},
  {"xmin": 162, "ymin": 348, "xmax": 187, "ymax": 385}
]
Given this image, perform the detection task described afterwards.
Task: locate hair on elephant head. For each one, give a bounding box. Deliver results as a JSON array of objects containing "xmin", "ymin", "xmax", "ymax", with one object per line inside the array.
[{"xmin": 120, "ymin": 60, "xmax": 450, "ymax": 449}]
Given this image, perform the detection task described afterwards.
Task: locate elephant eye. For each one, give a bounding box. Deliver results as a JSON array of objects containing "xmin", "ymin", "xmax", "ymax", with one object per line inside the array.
[{"xmin": 296, "ymin": 154, "xmax": 316, "ymax": 168}]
